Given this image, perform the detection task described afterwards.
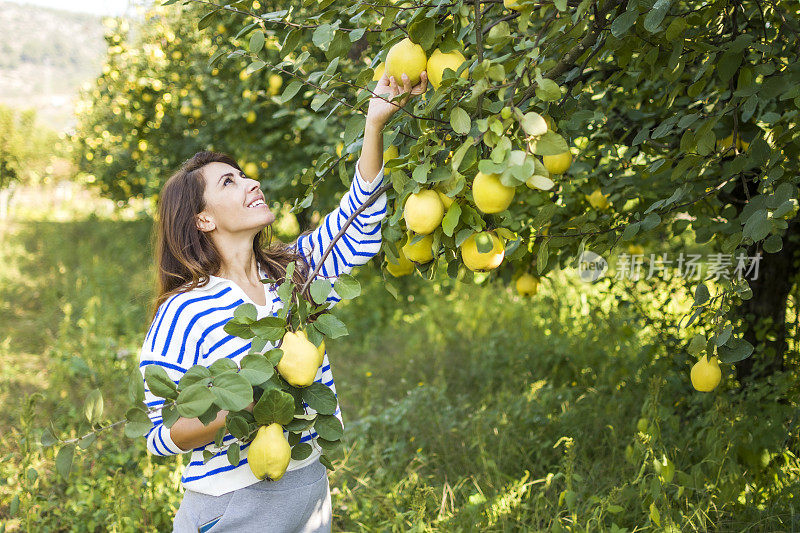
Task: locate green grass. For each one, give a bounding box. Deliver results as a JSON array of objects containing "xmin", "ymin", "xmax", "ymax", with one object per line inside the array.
[{"xmin": 1, "ymin": 208, "xmax": 799, "ymax": 532}]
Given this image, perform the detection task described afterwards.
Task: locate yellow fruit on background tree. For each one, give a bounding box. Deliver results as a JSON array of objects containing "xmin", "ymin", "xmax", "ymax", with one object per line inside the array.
[
  {"xmin": 243, "ymin": 162, "xmax": 259, "ymax": 177},
  {"xmin": 276, "ymin": 329, "xmax": 321, "ymax": 387},
  {"xmin": 503, "ymin": 0, "xmax": 524, "ymax": 11},
  {"xmin": 386, "ymin": 242, "xmax": 415, "ymax": 276},
  {"xmin": 473, "ymin": 171, "xmax": 515, "ymax": 214},
  {"xmin": 543, "ymin": 151, "xmax": 572, "ymax": 174},
  {"xmin": 515, "ymin": 273, "xmax": 539, "ymax": 296},
  {"xmin": 627, "ymin": 244, "xmax": 645, "ymax": 256},
  {"xmin": 268, "ymin": 74, "xmax": 283, "ymax": 95},
  {"xmin": 586, "ymin": 188, "xmax": 610, "ymax": 210},
  {"xmin": 460, "ymin": 231, "xmax": 505, "ymax": 272},
  {"xmin": 384, "ymin": 37, "xmax": 428, "ymax": 86},
  {"xmin": 403, "ymin": 190, "xmax": 444, "ymax": 234},
  {"xmin": 690, "ymin": 355, "xmax": 721, "ymax": 392},
  {"xmin": 402, "ymin": 233, "xmax": 434, "ymax": 263},
  {"xmin": 248, "ymin": 423, "xmax": 291, "ymax": 481},
  {"xmin": 426, "ymin": 48, "xmax": 468, "ymax": 89},
  {"xmin": 383, "ymin": 145, "xmax": 399, "ymax": 161}
]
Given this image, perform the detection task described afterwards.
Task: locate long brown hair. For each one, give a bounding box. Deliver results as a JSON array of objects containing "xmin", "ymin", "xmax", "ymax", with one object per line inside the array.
[{"xmin": 147, "ymin": 150, "xmax": 316, "ymax": 323}]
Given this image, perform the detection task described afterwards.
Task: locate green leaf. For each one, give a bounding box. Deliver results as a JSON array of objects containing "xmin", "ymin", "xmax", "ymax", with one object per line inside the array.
[
  {"xmin": 226, "ymin": 415, "xmax": 251, "ymax": 440},
  {"xmin": 687, "ymin": 333, "xmax": 706, "ymax": 355},
  {"xmin": 251, "ymin": 316, "xmax": 285, "ymax": 341},
  {"xmin": 239, "ymin": 353, "xmax": 275, "ymax": 386},
  {"xmin": 144, "ymin": 365, "xmax": 179, "ymax": 400},
  {"xmin": 694, "ymin": 283, "xmax": 710, "ymax": 307},
  {"xmin": 197, "ymin": 9, "xmax": 220, "ymax": 31},
  {"xmin": 249, "ymin": 30, "xmax": 265, "ymax": 53},
  {"xmin": 442, "ymin": 202, "xmax": 462, "ymax": 237},
  {"xmin": 281, "ymin": 28, "xmax": 304, "ymax": 57},
  {"xmin": 742, "ymin": 208, "xmax": 770, "ymax": 242},
  {"xmin": 312, "ymin": 24, "xmax": 335, "ymax": 51},
  {"xmin": 408, "ymin": 17, "xmax": 435, "ymax": 50},
  {"xmin": 640, "ymin": 212, "xmax": 661, "ymax": 232},
  {"xmin": 280, "ymin": 80, "xmax": 303, "ymax": 103},
  {"xmin": 179, "ymin": 365, "xmax": 213, "ymax": 390},
  {"xmin": 227, "ymin": 442, "xmax": 241, "ymax": 466},
  {"xmin": 763, "ymin": 234, "xmax": 782, "ymax": 253},
  {"xmin": 311, "ymin": 279, "xmax": 333, "ymax": 304},
  {"xmin": 285, "ymin": 415, "xmax": 316, "ymax": 432},
  {"xmin": 537, "ymin": 241, "xmax": 549, "ymax": 275},
  {"xmin": 344, "ymin": 115, "xmax": 364, "ymax": 146},
  {"xmin": 56, "ymin": 444, "xmax": 75, "ymax": 480},
  {"xmin": 717, "ymin": 50, "xmax": 743, "ymax": 83},
  {"xmin": 176, "ymin": 383, "xmax": 216, "ymax": 418},
  {"xmin": 128, "ymin": 367, "xmax": 145, "ymax": 404},
  {"xmin": 644, "ymin": 0, "xmax": 671, "ymax": 32},
  {"xmin": 535, "ymin": 78, "xmax": 561, "ymax": 101},
  {"xmin": 319, "ymin": 453, "xmax": 334, "ymax": 470},
  {"xmin": 713, "ymin": 324, "xmax": 733, "ymax": 347},
  {"xmin": 209, "ymin": 358, "xmax": 239, "ymax": 377},
  {"xmin": 302, "ymin": 383, "xmax": 338, "ymax": 415},
  {"xmin": 450, "ymin": 107, "xmax": 471, "ymax": 135},
  {"xmin": 223, "ymin": 319, "xmax": 254, "ymax": 339},
  {"xmin": 333, "ymin": 274, "xmax": 361, "ymax": 299},
  {"xmin": 611, "ymin": 9, "xmax": 639, "ymax": 38},
  {"xmin": 529, "ymin": 131, "xmax": 569, "ymax": 156},
  {"xmin": 718, "ymin": 337, "xmax": 754, "ymax": 363},
  {"xmin": 254, "ymin": 388, "xmax": 295, "ymax": 425},
  {"xmin": 475, "ymin": 232, "xmax": 494, "ymax": 253},
  {"xmin": 124, "ymin": 407, "xmax": 153, "ymax": 438},
  {"xmin": 313, "ymin": 314, "xmax": 348, "ymax": 339},
  {"xmin": 233, "ymin": 302, "xmax": 257, "ymax": 322},
  {"xmin": 211, "ymin": 372, "xmax": 253, "ymax": 412},
  {"xmin": 84, "ymin": 389, "xmax": 103, "ymax": 424},
  {"xmin": 314, "ymin": 414, "xmax": 344, "ymax": 440},
  {"xmin": 519, "ymin": 112, "xmax": 547, "ymax": 136},
  {"xmin": 291, "ymin": 442, "xmax": 313, "ymax": 460}
]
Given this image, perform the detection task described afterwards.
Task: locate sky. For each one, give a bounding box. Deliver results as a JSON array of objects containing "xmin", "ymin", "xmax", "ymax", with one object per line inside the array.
[{"xmin": 7, "ymin": 0, "xmax": 139, "ymax": 16}]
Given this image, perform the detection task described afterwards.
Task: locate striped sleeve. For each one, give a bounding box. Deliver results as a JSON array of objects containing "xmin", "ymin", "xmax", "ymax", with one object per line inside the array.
[
  {"xmin": 138, "ymin": 293, "xmax": 203, "ymax": 457},
  {"xmin": 295, "ymin": 156, "xmax": 387, "ymax": 306}
]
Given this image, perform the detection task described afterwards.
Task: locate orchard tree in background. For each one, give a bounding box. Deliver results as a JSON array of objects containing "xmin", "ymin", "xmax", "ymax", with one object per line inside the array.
[{"xmin": 72, "ymin": 0, "xmax": 800, "ymax": 395}]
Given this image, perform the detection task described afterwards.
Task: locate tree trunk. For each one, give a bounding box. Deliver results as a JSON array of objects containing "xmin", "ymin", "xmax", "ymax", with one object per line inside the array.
[{"xmin": 735, "ymin": 218, "xmax": 800, "ymax": 387}]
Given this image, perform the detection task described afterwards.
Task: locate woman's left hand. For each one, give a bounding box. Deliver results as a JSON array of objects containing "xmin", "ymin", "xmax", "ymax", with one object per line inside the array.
[{"xmin": 366, "ymin": 71, "xmax": 428, "ymax": 128}]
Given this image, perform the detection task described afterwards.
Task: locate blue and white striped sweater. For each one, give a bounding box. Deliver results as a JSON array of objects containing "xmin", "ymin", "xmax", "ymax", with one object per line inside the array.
[{"xmin": 138, "ymin": 158, "xmax": 386, "ymax": 496}]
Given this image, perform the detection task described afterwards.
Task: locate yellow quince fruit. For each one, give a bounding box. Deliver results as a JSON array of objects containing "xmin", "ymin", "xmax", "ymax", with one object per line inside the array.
[
  {"xmin": 586, "ymin": 188, "xmax": 610, "ymax": 210},
  {"xmin": 402, "ymin": 233, "xmax": 434, "ymax": 264},
  {"xmin": 276, "ymin": 329, "xmax": 321, "ymax": 387},
  {"xmin": 426, "ymin": 48, "xmax": 468, "ymax": 90},
  {"xmin": 404, "ymin": 190, "xmax": 444, "ymax": 235},
  {"xmin": 460, "ymin": 231, "xmax": 505, "ymax": 272},
  {"xmin": 248, "ymin": 423, "xmax": 291, "ymax": 481},
  {"xmin": 473, "ymin": 171, "xmax": 515, "ymax": 214},
  {"xmin": 542, "ymin": 151, "xmax": 572, "ymax": 175},
  {"xmin": 384, "ymin": 37, "xmax": 428, "ymax": 86},
  {"xmin": 690, "ymin": 355, "xmax": 721, "ymax": 392},
  {"xmin": 515, "ymin": 273, "xmax": 539, "ymax": 296}
]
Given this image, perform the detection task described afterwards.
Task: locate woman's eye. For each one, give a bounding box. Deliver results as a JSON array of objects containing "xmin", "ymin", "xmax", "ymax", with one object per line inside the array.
[{"xmin": 224, "ymin": 177, "xmax": 233, "ymax": 185}]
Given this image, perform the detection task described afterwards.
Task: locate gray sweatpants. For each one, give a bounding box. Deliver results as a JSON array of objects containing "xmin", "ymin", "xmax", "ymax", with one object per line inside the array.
[{"xmin": 172, "ymin": 459, "xmax": 332, "ymax": 532}]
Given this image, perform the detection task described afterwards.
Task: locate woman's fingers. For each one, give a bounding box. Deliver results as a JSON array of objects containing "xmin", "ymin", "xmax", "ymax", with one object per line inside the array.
[{"xmin": 409, "ymin": 71, "xmax": 428, "ymax": 95}]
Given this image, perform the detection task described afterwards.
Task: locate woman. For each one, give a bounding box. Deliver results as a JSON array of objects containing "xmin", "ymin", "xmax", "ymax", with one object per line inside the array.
[{"xmin": 138, "ymin": 70, "xmax": 427, "ymax": 533}]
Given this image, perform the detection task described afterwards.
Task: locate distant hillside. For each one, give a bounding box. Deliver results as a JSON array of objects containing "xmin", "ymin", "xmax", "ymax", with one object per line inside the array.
[{"xmin": 0, "ymin": 1, "xmax": 109, "ymax": 132}]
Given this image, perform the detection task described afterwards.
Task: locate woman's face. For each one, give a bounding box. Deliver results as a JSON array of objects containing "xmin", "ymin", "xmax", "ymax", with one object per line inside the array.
[{"xmin": 195, "ymin": 162, "xmax": 275, "ymax": 236}]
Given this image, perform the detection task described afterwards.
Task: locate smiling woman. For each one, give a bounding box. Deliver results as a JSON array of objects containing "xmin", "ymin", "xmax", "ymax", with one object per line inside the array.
[{"xmin": 138, "ymin": 64, "xmax": 428, "ymax": 533}]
